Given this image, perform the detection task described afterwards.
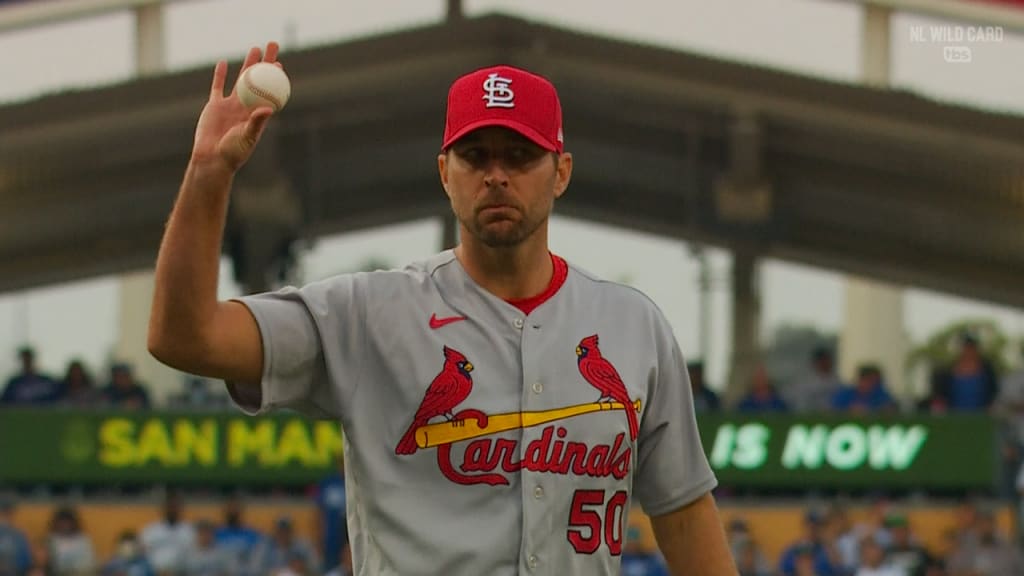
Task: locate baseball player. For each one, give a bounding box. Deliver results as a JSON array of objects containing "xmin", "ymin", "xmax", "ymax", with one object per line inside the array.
[{"xmin": 148, "ymin": 42, "xmax": 736, "ymax": 576}]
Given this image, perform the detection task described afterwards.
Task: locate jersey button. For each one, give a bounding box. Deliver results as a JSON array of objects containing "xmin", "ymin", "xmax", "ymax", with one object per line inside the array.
[
  {"xmin": 513, "ymin": 318, "xmax": 524, "ymax": 329},
  {"xmin": 531, "ymin": 382, "xmax": 543, "ymax": 394},
  {"xmin": 533, "ymin": 485, "xmax": 544, "ymax": 499},
  {"xmin": 528, "ymin": 555, "xmax": 538, "ymax": 569}
]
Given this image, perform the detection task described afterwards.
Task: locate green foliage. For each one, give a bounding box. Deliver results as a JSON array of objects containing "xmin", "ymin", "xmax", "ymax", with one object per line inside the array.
[
  {"xmin": 906, "ymin": 318, "xmax": 1010, "ymax": 375},
  {"xmin": 353, "ymin": 257, "xmax": 393, "ymax": 273}
]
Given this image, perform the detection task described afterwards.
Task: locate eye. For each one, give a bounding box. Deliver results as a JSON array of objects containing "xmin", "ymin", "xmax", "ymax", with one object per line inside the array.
[
  {"xmin": 457, "ymin": 146, "xmax": 486, "ymax": 163},
  {"xmin": 507, "ymin": 145, "xmax": 537, "ymax": 163}
]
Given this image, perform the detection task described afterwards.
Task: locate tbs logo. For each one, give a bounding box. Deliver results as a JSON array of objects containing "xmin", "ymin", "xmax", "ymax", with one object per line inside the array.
[{"xmin": 943, "ymin": 46, "xmax": 972, "ymax": 63}]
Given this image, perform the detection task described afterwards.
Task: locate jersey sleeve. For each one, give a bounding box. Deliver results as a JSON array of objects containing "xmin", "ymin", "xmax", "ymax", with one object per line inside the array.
[
  {"xmin": 633, "ymin": 313, "xmax": 717, "ymax": 517},
  {"xmin": 227, "ymin": 274, "xmax": 366, "ymax": 419}
]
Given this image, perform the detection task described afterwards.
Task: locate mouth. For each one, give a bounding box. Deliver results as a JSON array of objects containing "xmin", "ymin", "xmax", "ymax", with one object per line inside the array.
[{"xmin": 478, "ymin": 204, "xmax": 517, "ymax": 215}]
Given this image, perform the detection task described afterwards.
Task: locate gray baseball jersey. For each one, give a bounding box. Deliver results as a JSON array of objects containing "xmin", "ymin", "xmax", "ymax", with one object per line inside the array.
[{"xmin": 230, "ymin": 250, "xmax": 716, "ymax": 576}]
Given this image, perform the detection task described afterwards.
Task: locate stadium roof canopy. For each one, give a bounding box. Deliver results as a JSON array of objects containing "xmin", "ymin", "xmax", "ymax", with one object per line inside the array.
[{"xmin": 1, "ymin": 14, "xmax": 1022, "ymax": 305}]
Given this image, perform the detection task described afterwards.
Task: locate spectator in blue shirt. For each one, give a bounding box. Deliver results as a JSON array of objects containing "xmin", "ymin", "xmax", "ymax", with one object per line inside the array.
[
  {"xmin": 778, "ymin": 511, "xmax": 837, "ymax": 576},
  {"xmin": 314, "ymin": 456, "xmax": 348, "ymax": 573},
  {"xmin": 736, "ymin": 366, "xmax": 789, "ymax": 413},
  {"xmin": 248, "ymin": 517, "xmax": 317, "ymax": 576},
  {"xmin": 832, "ymin": 364, "xmax": 898, "ymax": 414},
  {"xmin": 0, "ymin": 498, "xmax": 31, "ymax": 576},
  {"xmin": 214, "ymin": 495, "xmax": 263, "ymax": 574},
  {"xmin": 930, "ymin": 333, "xmax": 999, "ymax": 412},
  {"xmin": 1, "ymin": 347, "xmax": 61, "ymax": 406},
  {"xmin": 101, "ymin": 531, "xmax": 154, "ymax": 576},
  {"xmin": 687, "ymin": 361, "xmax": 721, "ymax": 413},
  {"xmin": 621, "ymin": 525, "xmax": 668, "ymax": 576},
  {"xmin": 101, "ymin": 364, "xmax": 151, "ymax": 411}
]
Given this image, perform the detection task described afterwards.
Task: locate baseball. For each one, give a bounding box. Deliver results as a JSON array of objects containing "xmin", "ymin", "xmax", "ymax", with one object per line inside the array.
[{"xmin": 236, "ymin": 62, "xmax": 291, "ymax": 111}]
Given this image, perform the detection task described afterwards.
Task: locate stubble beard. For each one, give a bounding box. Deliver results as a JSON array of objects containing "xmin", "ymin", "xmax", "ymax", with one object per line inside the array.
[{"xmin": 462, "ymin": 208, "xmax": 548, "ymax": 248}]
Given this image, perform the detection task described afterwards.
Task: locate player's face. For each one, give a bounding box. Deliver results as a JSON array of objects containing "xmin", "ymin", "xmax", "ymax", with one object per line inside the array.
[{"xmin": 439, "ymin": 127, "xmax": 572, "ymax": 248}]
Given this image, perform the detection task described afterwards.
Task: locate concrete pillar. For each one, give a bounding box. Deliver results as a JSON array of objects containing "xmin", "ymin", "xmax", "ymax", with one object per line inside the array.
[
  {"xmin": 726, "ymin": 249, "xmax": 761, "ymax": 404},
  {"xmin": 861, "ymin": 3, "xmax": 891, "ymax": 88},
  {"xmin": 840, "ymin": 277, "xmax": 909, "ymax": 397},
  {"xmin": 115, "ymin": 270, "xmax": 181, "ymax": 404},
  {"xmin": 134, "ymin": 3, "xmax": 165, "ymax": 76},
  {"xmin": 115, "ymin": 2, "xmax": 178, "ymax": 402},
  {"xmin": 838, "ymin": 2, "xmax": 908, "ymax": 396}
]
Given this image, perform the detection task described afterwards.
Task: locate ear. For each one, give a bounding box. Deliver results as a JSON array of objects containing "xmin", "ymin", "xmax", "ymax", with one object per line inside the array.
[
  {"xmin": 438, "ymin": 152, "xmax": 451, "ymax": 198},
  {"xmin": 553, "ymin": 152, "xmax": 573, "ymax": 199}
]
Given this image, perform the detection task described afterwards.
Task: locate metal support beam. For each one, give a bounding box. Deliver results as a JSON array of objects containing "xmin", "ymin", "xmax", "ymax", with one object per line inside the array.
[
  {"xmin": 441, "ymin": 212, "xmax": 458, "ymax": 250},
  {"xmin": 714, "ymin": 113, "xmax": 773, "ymax": 224},
  {"xmin": 447, "ymin": 0, "xmax": 464, "ymax": 21},
  {"xmin": 692, "ymin": 246, "xmax": 712, "ymax": 362},
  {"xmin": 228, "ymin": 135, "xmax": 303, "ymax": 293},
  {"xmin": 228, "ymin": 177, "xmax": 303, "ymax": 293}
]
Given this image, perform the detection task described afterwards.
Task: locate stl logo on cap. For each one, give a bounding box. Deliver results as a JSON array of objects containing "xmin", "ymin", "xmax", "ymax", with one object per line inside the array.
[{"xmin": 482, "ymin": 73, "xmax": 514, "ymax": 108}]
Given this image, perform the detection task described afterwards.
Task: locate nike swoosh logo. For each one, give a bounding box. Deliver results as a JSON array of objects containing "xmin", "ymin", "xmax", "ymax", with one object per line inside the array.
[{"xmin": 429, "ymin": 313, "xmax": 467, "ymax": 330}]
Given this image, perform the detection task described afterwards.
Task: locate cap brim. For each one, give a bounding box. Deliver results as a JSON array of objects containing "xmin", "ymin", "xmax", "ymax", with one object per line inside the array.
[{"xmin": 443, "ymin": 118, "xmax": 558, "ymax": 152}]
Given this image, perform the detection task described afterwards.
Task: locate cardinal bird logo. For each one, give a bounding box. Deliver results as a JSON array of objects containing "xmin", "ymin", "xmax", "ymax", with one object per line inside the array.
[
  {"xmin": 395, "ymin": 346, "xmax": 475, "ymax": 455},
  {"xmin": 576, "ymin": 334, "xmax": 639, "ymax": 440}
]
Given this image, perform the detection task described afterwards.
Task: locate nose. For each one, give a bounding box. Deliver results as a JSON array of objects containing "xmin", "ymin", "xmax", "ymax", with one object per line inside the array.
[{"xmin": 482, "ymin": 159, "xmax": 510, "ymax": 188}]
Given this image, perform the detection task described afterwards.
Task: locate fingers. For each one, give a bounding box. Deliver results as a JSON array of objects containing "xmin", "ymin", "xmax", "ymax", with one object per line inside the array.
[
  {"xmin": 210, "ymin": 60, "xmax": 227, "ymax": 99},
  {"xmin": 242, "ymin": 45, "xmax": 262, "ymax": 69},
  {"xmin": 232, "ymin": 47, "xmax": 263, "ymax": 93},
  {"xmin": 263, "ymin": 41, "xmax": 279, "ymax": 64},
  {"xmin": 229, "ymin": 43, "xmax": 280, "ymax": 94}
]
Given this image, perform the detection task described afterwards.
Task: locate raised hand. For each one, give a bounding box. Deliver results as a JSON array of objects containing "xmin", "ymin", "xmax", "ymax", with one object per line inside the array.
[{"xmin": 191, "ymin": 42, "xmax": 281, "ymax": 174}]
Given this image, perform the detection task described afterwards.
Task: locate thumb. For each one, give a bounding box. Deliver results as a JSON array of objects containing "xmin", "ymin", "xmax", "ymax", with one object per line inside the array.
[{"xmin": 243, "ymin": 107, "xmax": 274, "ymax": 145}]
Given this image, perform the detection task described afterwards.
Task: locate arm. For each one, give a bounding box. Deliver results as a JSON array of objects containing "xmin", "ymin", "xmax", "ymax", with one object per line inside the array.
[
  {"xmin": 651, "ymin": 492, "xmax": 737, "ymax": 576},
  {"xmin": 147, "ymin": 43, "xmax": 279, "ymax": 386}
]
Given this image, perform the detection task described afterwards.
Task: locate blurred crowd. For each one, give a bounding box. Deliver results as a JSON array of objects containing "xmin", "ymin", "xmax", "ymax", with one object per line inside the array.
[
  {"xmin": 689, "ymin": 335, "xmax": 1024, "ymax": 499},
  {"xmin": 2, "ymin": 492, "xmax": 1020, "ymax": 576},
  {"xmin": 0, "ymin": 473, "xmax": 349, "ymax": 576},
  {"xmin": 5, "ymin": 332, "xmax": 1022, "ymax": 418},
  {"xmin": 0, "ymin": 347, "xmax": 227, "ymax": 412},
  {"xmin": 723, "ymin": 499, "xmax": 1022, "ymax": 576},
  {"xmin": 687, "ymin": 334, "xmax": 1016, "ymax": 417}
]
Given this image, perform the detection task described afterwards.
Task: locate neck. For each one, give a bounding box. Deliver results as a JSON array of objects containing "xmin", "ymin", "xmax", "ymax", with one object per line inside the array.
[{"xmin": 455, "ymin": 228, "xmax": 553, "ymax": 301}]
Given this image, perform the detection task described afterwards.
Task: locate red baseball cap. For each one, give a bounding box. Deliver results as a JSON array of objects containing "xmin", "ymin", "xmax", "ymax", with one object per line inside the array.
[{"xmin": 442, "ymin": 65, "xmax": 564, "ymax": 153}]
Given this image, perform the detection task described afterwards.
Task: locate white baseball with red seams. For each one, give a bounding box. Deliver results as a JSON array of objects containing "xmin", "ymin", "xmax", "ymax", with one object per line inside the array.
[{"xmin": 237, "ymin": 62, "xmax": 291, "ymax": 111}]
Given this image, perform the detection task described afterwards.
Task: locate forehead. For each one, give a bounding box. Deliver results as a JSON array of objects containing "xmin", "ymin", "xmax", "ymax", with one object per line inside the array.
[{"xmin": 451, "ymin": 126, "xmax": 534, "ymax": 147}]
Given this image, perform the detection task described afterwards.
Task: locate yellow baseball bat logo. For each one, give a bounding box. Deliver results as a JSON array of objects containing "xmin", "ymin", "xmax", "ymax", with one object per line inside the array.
[{"xmin": 415, "ymin": 399, "xmax": 642, "ymax": 449}]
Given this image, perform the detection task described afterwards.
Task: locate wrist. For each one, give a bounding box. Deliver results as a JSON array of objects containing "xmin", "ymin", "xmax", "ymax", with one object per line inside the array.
[{"xmin": 186, "ymin": 155, "xmax": 235, "ymax": 188}]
